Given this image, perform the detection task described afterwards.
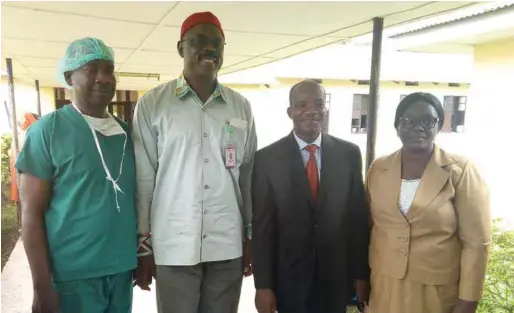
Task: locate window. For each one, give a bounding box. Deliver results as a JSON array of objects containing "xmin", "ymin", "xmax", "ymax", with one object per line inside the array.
[
  {"xmin": 351, "ymin": 94, "xmax": 369, "ymax": 134},
  {"xmin": 54, "ymin": 87, "xmax": 71, "ymax": 109},
  {"xmin": 109, "ymin": 90, "xmax": 139, "ymax": 128},
  {"xmin": 442, "ymin": 95, "xmax": 467, "ymax": 133},
  {"xmin": 322, "ymin": 93, "xmax": 331, "ymax": 133}
]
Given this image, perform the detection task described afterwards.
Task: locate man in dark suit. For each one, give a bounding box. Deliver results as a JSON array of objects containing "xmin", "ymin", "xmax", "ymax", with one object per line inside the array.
[{"xmin": 252, "ymin": 80, "xmax": 370, "ymax": 313}]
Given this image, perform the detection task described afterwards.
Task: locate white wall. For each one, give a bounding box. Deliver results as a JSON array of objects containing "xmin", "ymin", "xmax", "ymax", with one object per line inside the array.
[
  {"xmin": 239, "ymin": 85, "xmax": 470, "ymax": 160},
  {"xmin": 223, "ymin": 45, "xmax": 474, "ymax": 84},
  {"xmin": 0, "ymin": 79, "xmax": 56, "ymax": 135},
  {"xmin": 463, "ymin": 39, "xmax": 514, "ymax": 227}
]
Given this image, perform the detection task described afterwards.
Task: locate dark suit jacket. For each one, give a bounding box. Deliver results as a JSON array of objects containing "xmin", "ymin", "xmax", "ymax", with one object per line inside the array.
[{"xmin": 252, "ymin": 132, "xmax": 370, "ymax": 313}]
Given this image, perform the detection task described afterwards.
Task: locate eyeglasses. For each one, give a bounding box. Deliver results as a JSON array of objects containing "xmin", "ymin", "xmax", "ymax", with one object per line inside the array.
[
  {"xmin": 182, "ymin": 35, "xmax": 225, "ymax": 49},
  {"xmin": 399, "ymin": 117, "xmax": 439, "ymax": 130}
]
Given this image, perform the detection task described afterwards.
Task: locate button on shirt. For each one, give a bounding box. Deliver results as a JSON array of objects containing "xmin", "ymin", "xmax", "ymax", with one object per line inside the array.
[
  {"xmin": 294, "ymin": 132, "xmax": 322, "ymax": 179},
  {"xmin": 132, "ymin": 76, "xmax": 257, "ymax": 266}
]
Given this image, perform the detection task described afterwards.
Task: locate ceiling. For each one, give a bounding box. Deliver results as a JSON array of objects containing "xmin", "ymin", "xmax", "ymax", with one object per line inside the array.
[{"xmin": 1, "ymin": 1, "xmax": 475, "ymax": 90}]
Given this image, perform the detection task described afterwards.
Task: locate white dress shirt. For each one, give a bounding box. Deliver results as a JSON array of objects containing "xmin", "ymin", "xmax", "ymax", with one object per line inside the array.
[{"xmin": 294, "ymin": 131, "xmax": 322, "ymax": 179}]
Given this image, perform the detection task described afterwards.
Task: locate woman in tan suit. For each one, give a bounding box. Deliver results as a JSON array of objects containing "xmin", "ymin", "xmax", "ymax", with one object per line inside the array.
[{"xmin": 366, "ymin": 92, "xmax": 491, "ymax": 313}]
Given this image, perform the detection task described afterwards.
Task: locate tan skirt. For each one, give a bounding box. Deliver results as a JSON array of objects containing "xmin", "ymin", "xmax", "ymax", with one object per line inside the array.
[{"xmin": 368, "ymin": 273, "xmax": 459, "ymax": 313}]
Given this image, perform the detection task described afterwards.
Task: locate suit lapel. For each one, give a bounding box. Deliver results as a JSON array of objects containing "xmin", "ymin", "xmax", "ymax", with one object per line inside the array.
[
  {"xmin": 406, "ymin": 146, "xmax": 452, "ymax": 220},
  {"xmin": 316, "ymin": 134, "xmax": 334, "ymax": 212},
  {"xmin": 285, "ymin": 132, "xmax": 315, "ymax": 208},
  {"xmin": 381, "ymin": 151, "xmax": 409, "ymax": 225}
]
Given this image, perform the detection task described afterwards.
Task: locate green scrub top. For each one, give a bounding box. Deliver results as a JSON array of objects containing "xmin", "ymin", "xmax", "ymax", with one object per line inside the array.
[{"xmin": 15, "ymin": 104, "xmax": 137, "ymax": 282}]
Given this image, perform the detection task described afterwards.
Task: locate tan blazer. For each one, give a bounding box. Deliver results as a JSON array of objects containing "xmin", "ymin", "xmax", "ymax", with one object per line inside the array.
[{"xmin": 366, "ymin": 146, "xmax": 491, "ymax": 301}]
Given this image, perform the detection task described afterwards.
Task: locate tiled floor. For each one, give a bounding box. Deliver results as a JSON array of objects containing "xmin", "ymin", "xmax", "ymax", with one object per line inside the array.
[{"xmin": 1, "ymin": 239, "xmax": 257, "ymax": 313}]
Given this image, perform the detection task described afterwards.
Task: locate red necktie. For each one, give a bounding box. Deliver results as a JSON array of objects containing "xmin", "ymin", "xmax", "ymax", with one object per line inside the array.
[{"xmin": 304, "ymin": 145, "xmax": 319, "ymax": 202}]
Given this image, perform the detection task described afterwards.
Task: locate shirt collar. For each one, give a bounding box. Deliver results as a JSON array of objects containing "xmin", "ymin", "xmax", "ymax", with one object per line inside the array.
[
  {"xmin": 174, "ymin": 74, "xmax": 227, "ymax": 102},
  {"xmin": 293, "ymin": 131, "xmax": 322, "ymax": 151}
]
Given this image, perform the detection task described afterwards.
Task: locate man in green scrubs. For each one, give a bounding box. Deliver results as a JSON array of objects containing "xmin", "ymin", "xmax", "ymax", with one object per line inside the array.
[{"xmin": 15, "ymin": 37, "xmax": 137, "ymax": 313}]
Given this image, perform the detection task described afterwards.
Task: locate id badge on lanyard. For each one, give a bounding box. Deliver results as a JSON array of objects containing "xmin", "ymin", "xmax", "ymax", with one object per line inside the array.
[{"xmin": 225, "ymin": 122, "xmax": 236, "ymax": 169}]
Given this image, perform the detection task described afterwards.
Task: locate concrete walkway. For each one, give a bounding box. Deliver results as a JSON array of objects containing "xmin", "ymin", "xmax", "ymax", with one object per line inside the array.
[{"xmin": 1, "ymin": 239, "xmax": 257, "ymax": 313}]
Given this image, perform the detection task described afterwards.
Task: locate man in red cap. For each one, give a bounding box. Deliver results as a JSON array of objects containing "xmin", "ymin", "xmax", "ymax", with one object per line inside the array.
[{"xmin": 132, "ymin": 11, "xmax": 257, "ymax": 313}]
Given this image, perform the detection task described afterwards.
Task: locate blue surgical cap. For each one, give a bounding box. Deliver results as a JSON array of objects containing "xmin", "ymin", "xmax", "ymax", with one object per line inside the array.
[{"xmin": 57, "ymin": 37, "xmax": 115, "ymax": 89}]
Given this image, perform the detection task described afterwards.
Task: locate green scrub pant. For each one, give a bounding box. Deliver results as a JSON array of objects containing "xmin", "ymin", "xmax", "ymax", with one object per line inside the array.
[{"xmin": 53, "ymin": 271, "xmax": 133, "ymax": 313}]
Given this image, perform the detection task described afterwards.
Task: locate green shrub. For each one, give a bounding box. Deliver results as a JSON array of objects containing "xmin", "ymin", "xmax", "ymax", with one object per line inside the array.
[
  {"xmin": 478, "ymin": 219, "xmax": 514, "ymax": 313},
  {"xmin": 1, "ymin": 134, "xmax": 13, "ymax": 204}
]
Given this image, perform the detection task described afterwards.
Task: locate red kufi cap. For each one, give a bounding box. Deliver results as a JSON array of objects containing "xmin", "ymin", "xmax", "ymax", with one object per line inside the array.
[{"xmin": 180, "ymin": 11, "xmax": 224, "ymax": 38}]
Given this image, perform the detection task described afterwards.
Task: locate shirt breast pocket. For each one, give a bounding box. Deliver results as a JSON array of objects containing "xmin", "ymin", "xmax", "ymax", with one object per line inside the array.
[{"xmin": 222, "ymin": 118, "xmax": 248, "ymax": 167}]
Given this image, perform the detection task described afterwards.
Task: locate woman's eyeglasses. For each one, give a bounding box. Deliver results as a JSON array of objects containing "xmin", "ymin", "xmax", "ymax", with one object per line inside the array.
[{"xmin": 399, "ymin": 117, "xmax": 439, "ymax": 130}]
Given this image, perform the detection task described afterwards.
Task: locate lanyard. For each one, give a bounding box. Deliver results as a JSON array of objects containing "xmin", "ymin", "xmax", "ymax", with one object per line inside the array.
[{"xmin": 72, "ymin": 103, "xmax": 127, "ymax": 212}]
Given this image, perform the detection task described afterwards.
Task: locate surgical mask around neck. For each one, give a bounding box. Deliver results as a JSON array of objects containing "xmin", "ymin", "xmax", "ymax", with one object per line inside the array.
[{"xmin": 82, "ymin": 114, "xmax": 125, "ymax": 137}]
